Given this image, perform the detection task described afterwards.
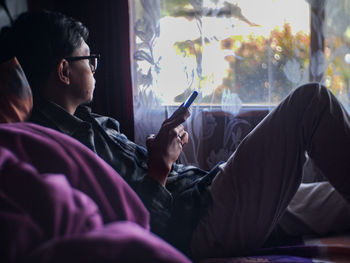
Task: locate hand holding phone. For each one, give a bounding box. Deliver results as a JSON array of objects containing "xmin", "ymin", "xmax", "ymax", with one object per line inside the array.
[{"xmin": 148, "ymin": 92, "xmax": 197, "ymax": 185}]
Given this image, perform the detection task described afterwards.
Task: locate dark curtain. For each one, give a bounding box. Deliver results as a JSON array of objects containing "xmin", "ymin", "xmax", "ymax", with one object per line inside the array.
[{"xmin": 27, "ymin": 0, "xmax": 135, "ymax": 140}]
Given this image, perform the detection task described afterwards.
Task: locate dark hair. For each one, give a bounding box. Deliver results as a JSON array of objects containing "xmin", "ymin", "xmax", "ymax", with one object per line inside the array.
[{"xmin": 0, "ymin": 11, "xmax": 89, "ymax": 96}]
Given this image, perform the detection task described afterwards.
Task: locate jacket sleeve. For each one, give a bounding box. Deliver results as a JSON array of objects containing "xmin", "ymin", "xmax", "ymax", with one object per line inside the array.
[
  {"xmin": 132, "ymin": 176, "xmax": 173, "ymax": 237},
  {"xmin": 92, "ymin": 113, "xmax": 174, "ymax": 237}
]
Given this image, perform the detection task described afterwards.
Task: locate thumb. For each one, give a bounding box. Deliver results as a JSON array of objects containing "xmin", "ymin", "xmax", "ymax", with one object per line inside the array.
[{"xmin": 146, "ymin": 134, "xmax": 156, "ymax": 149}]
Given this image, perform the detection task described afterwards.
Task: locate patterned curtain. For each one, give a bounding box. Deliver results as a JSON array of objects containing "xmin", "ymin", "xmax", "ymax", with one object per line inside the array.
[{"xmin": 129, "ymin": 0, "xmax": 350, "ymax": 170}]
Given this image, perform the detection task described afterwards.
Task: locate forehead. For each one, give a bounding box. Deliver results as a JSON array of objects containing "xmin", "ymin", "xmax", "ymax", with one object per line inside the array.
[{"xmin": 72, "ymin": 39, "xmax": 90, "ymax": 56}]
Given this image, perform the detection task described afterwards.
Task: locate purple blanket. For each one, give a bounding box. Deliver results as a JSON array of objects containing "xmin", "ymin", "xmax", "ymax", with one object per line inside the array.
[{"xmin": 0, "ymin": 122, "xmax": 190, "ymax": 263}]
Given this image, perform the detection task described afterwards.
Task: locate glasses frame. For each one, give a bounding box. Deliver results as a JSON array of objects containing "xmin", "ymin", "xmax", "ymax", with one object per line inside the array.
[{"xmin": 64, "ymin": 54, "xmax": 101, "ymax": 73}]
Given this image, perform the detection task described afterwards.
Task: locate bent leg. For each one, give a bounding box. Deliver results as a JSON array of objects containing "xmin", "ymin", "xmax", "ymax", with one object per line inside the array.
[{"xmin": 191, "ymin": 83, "xmax": 350, "ymax": 259}]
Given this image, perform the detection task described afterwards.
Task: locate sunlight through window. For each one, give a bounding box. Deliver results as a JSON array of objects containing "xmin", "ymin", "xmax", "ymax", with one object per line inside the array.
[{"xmin": 132, "ymin": 0, "xmax": 311, "ymax": 108}]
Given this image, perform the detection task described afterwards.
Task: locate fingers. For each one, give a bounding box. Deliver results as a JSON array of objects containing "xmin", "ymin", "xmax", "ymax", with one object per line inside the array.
[
  {"xmin": 146, "ymin": 134, "xmax": 155, "ymax": 148},
  {"xmin": 146, "ymin": 134, "xmax": 156, "ymax": 142},
  {"xmin": 178, "ymin": 130, "xmax": 189, "ymax": 146},
  {"xmin": 163, "ymin": 108, "xmax": 191, "ymax": 129},
  {"xmin": 172, "ymin": 124, "xmax": 184, "ymax": 137},
  {"xmin": 174, "ymin": 125, "xmax": 188, "ymax": 146},
  {"xmin": 168, "ymin": 104, "xmax": 185, "ymax": 120},
  {"xmin": 153, "ymin": 111, "xmax": 190, "ymax": 150}
]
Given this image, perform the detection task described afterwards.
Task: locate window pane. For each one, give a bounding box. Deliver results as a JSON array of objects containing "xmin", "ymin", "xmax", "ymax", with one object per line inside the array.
[
  {"xmin": 324, "ymin": 0, "xmax": 350, "ymax": 111},
  {"xmin": 131, "ymin": 0, "xmax": 310, "ymax": 109}
]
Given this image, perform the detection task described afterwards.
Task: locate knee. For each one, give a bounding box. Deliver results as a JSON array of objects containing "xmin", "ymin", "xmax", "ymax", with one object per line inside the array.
[
  {"xmin": 288, "ymin": 82, "xmax": 330, "ymax": 106},
  {"xmin": 294, "ymin": 82, "xmax": 327, "ymax": 97}
]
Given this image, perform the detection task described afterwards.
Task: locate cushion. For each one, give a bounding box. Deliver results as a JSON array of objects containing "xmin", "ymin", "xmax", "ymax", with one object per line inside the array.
[{"xmin": 0, "ymin": 57, "xmax": 32, "ymax": 123}]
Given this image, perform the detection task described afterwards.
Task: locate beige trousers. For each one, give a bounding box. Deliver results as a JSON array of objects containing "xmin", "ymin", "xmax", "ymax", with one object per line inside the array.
[{"xmin": 191, "ymin": 83, "xmax": 350, "ymax": 259}]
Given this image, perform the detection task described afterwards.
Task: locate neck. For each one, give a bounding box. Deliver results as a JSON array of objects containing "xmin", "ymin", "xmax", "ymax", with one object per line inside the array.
[
  {"xmin": 50, "ymin": 97, "xmax": 78, "ymax": 115},
  {"xmin": 41, "ymin": 75, "xmax": 80, "ymax": 115},
  {"xmin": 40, "ymin": 93, "xmax": 78, "ymax": 115}
]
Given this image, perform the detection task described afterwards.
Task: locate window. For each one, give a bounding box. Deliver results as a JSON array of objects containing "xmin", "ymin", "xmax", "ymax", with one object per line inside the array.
[
  {"xmin": 131, "ymin": 0, "xmax": 311, "ymax": 107},
  {"xmin": 129, "ymin": 0, "xmax": 350, "ymax": 168},
  {"xmin": 323, "ymin": 0, "xmax": 350, "ymax": 108}
]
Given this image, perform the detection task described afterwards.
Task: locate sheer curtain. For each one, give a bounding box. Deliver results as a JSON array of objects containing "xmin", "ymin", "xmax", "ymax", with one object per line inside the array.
[
  {"xmin": 323, "ymin": 0, "xmax": 350, "ymax": 108},
  {"xmin": 129, "ymin": 0, "xmax": 350, "ymax": 170}
]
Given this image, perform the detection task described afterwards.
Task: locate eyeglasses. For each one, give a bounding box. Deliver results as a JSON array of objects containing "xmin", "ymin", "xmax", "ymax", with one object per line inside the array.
[{"xmin": 65, "ymin": 54, "xmax": 100, "ymax": 73}]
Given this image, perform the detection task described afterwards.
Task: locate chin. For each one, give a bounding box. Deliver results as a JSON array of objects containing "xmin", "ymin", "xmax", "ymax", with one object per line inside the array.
[
  {"xmin": 86, "ymin": 92, "xmax": 94, "ymax": 103},
  {"xmin": 86, "ymin": 97, "xmax": 94, "ymax": 104},
  {"xmin": 79, "ymin": 97, "xmax": 93, "ymax": 107},
  {"xmin": 89, "ymin": 89, "xmax": 95, "ymax": 103}
]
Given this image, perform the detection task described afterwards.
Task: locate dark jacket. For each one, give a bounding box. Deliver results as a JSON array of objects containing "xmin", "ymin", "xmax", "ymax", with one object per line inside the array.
[{"xmin": 30, "ymin": 98, "xmax": 221, "ymax": 255}]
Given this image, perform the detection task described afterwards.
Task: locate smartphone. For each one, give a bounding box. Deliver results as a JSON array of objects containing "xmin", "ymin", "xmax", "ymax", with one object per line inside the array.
[
  {"xmin": 168, "ymin": 91, "xmax": 198, "ymax": 120},
  {"xmin": 182, "ymin": 91, "xmax": 198, "ymax": 109}
]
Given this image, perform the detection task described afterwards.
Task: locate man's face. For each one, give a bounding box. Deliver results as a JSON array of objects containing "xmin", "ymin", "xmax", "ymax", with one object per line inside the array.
[{"xmin": 67, "ymin": 39, "xmax": 96, "ymax": 105}]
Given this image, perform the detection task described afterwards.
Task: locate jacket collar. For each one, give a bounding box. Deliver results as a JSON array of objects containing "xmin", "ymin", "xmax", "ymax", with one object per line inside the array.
[{"xmin": 32, "ymin": 98, "xmax": 90, "ymax": 136}]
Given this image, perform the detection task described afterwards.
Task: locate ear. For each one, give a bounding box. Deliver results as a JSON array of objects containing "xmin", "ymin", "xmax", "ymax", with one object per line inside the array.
[{"xmin": 57, "ymin": 59, "xmax": 70, "ymax": 85}]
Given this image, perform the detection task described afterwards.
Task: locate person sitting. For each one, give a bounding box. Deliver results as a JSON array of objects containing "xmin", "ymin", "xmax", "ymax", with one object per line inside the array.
[{"xmin": 1, "ymin": 10, "xmax": 350, "ymax": 260}]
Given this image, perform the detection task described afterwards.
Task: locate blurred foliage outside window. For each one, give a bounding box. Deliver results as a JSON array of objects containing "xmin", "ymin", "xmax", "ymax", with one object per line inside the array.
[{"xmin": 131, "ymin": 0, "xmax": 350, "ymax": 110}]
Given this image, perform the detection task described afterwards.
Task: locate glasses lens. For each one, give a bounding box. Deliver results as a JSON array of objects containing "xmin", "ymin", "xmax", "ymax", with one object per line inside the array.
[
  {"xmin": 94, "ymin": 57, "xmax": 98, "ymax": 71},
  {"xmin": 89, "ymin": 57, "xmax": 97, "ymax": 72}
]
